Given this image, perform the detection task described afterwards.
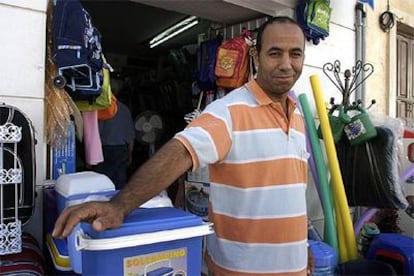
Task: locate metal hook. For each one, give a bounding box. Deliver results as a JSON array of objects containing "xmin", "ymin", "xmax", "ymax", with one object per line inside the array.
[
  {"xmin": 366, "ymin": 99, "xmax": 376, "ymax": 110},
  {"xmin": 322, "ymin": 59, "xmax": 374, "ymax": 109},
  {"xmin": 348, "ymin": 61, "xmax": 374, "ymax": 95},
  {"xmin": 323, "ymin": 60, "xmax": 345, "ymax": 94}
]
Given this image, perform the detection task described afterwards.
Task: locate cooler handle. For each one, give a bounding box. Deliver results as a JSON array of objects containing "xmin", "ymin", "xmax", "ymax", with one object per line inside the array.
[{"xmin": 75, "ymin": 223, "xmax": 214, "ymax": 251}]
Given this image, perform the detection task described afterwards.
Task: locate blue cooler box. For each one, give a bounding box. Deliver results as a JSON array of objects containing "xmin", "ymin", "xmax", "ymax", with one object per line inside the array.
[
  {"xmin": 367, "ymin": 233, "xmax": 414, "ymax": 275},
  {"xmin": 46, "ymin": 234, "xmax": 74, "ymax": 274},
  {"xmin": 309, "ymin": 240, "xmax": 338, "ymax": 275},
  {"xmin": 71, "ymin": 207, "xmax": 213, "ymax": 276}
]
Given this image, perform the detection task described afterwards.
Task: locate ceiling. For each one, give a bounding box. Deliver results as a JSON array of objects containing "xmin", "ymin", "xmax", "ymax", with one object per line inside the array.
[{"xmin": 81, "ymin": 0, "xmax": 270, "ymax": 57}]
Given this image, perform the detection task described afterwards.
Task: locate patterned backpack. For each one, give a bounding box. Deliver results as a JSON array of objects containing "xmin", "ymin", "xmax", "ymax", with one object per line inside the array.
[
  {"xmin": 296, "ymin": 0, "xmax": 331, "ymax": 45},
  {"xmin": 214, "ymin": 30, "xmax": 253, "ymax": 89},
  {"xmin": 53, "ymin": 0, "xmax": 104, "ymax": 102}
]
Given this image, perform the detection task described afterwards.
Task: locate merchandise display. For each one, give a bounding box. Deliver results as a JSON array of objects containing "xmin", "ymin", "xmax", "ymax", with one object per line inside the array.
[{"xmin": 2, "ymin": 1, "xmax": 413, "ymax": 275}]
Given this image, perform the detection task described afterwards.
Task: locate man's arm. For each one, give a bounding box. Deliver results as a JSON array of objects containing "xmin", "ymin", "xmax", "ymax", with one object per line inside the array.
[
  {"xmin": 52, "ymin": 138, "xmax": 193, "ymax": 238},
  {"xmin": 112, "ymin": 138, "xmax": 193, "ymax": 215}
]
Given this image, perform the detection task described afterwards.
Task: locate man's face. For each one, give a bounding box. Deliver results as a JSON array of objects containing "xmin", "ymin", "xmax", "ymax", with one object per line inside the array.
[{"xmin": 255, "ymin": 22, "xmax": 305, "ymax": 99}]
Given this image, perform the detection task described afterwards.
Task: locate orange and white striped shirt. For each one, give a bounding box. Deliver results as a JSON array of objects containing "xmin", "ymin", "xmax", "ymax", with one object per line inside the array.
[{"xmin": 175, "ymin": 79, "xmax": 308, "ymax": 275}]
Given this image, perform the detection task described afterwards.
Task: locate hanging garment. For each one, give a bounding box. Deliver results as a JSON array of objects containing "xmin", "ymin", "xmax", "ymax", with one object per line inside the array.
[{"xmin": 82, "ymin": 111, "xmax": 103, "ymax": 165}]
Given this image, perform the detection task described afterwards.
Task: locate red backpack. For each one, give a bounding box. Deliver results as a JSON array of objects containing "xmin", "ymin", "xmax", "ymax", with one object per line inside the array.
[{"xmin": 215, "ymin": 30, "xmax": 253, "ymax": 89}]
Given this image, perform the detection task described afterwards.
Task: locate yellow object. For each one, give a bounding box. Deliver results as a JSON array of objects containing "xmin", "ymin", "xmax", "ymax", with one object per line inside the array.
[
  {"xmin": 75, "ymin": 56, "xmax": 113, "ymax": 111},
  {"xmin": 310, "ymin": 75, "xmax": 358, "ymax": 261},
  {"xmin": 334, "ymin": 196, "xmax": 349, "ymax": 262},
  {"xmin": 46, "ymin": 234, "xmax": 72, "ymax": 271}
]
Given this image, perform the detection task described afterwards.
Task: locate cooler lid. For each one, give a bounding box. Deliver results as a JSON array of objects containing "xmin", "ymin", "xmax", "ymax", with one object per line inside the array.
[
  {"xmin": 76, "ymin": 207, "xmax": 213, "ymax": 251},
  {"xmin": 375, "ymin": 233, "xmax": 414, "ymax": 249},
  {"xmin": 81, "ymin": 207, "xmax": 204, "ymax": 239},
  {"xmin": 55, "ymin": 171, "xmax": 115, "ymax": 197}
]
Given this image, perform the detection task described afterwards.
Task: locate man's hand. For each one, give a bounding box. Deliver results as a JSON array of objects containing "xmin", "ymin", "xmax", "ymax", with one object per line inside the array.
[
  {"xmin": 52, "ymin": 201, "xmax": 124, "ymax": 238},
  {"xmin": 51, "ymin": 139, "xmax": 193, "ymax": 239}
]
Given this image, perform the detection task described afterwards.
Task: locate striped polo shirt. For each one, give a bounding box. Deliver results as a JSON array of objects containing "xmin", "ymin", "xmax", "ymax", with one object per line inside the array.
[{"xmin": 175, "ymin": 79, "xmax": 308, "ymax": 275}]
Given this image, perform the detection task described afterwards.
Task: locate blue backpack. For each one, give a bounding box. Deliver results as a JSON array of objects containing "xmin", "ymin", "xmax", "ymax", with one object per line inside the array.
[
  {"xmin": 196, "ymin": 37, "xmax": 222, "ymax": 91},
  {"xmin": 296, "ymin": 0, "xmax": 331, "ymax": 45},
  {"xmin": 53, "ymin": 0, "xmax": 104, "ymax": 101}
]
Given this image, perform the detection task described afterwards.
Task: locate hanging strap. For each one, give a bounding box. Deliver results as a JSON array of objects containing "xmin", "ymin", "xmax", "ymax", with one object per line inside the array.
[{"xmin": 248, "ymin": 48, "xmax": 255, "ymax": 81}]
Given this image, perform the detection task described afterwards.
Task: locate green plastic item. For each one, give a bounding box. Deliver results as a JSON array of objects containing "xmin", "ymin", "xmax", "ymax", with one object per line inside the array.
[
  {"xmin": 343, "ymin": 107, "xmax": 377, "ymax": 145},
  {"xmin": 318, "ymin": 105, "xmax": 351, "ymax": 143},
  {"xmin": 357, "ymin": 223, "xmax": 380, "ymax": 257},
  {"xmin": 299, "ymin": 94, "xmax": 339, "ymax": 255}
]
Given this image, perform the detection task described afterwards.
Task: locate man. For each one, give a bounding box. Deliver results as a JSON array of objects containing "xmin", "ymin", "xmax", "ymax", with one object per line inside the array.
[
  {"xmin": 53, "ymin": 17, "xmax": 313, "ymax": 275},
  {"xmin": 93, "ymin": 78, "xmax": 135, "ymax": 189}
]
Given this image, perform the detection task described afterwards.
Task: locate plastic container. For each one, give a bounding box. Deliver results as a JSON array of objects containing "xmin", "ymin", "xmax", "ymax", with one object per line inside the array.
[
  {"xmin": 66, "ymin": 191, "xmax": 174, "ymax": 274},
  {"xmin": 343, "ymin": 108, "xmax": 377, "ymax": 145},
  {"xmin": 357, "ymin": 222, "xmax": 380, "ymax": 257},
  {"xmin": 140, "ymin": 190, "xmax": 173, "ymax": 208},
  {"xmin": 309, "ymin": 240, "xmax": 338, "ymax": 276},
  {"xmin": 55, "ymin": 171, "xmax": 115, "ymax": 213},
  {"xmin": 367, "ymin": 233, "xmax": 414, "ymax": 275},
  {"xmin": 43, "ymin": 186, "xmax": 58, "ymax": 234},
  {"xmin": 69, "ymin": 207, "xmax": 213, "ymax": 276},
  {"xmin": 185, "ymin": 188, "xmax": 209, "ymax": 217},
  {"xmin": 45, "ymin": 234, "xmax": 74, "ymax": 274}
]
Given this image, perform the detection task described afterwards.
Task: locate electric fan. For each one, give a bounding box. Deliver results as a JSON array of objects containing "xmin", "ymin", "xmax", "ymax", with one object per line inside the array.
[{"xmin": 134, "ymin": 111, "xmax": 164, "ymax": 156}]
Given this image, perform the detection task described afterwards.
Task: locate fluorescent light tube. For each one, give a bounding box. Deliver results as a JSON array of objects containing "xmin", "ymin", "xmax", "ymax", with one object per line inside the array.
[{"xmin": 149, "ymin": 16, "xmax": 199, "ymax": 48}]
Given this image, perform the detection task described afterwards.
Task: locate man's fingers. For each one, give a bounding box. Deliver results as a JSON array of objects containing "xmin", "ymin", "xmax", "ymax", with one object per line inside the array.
[
  {"xmin": 92, "ymin": 219, "xmax": 104, "ymax": 231},
  {"xmin": 92, "ymin": 213, "xmax": 124, "ymax": 232},
  {"xmin": 52, "ymin": 205, "xmax": 76, "ymax": 238},
  {"xmin": 62, "ymin": 205, "xmax": 98, "ymax": 237},
  {"xmin": 52, "ymin": 202, "xmax": 123, "ymax": 238},
  {"xmin": 52, "ymin": 203, "xmax": 98, "ymax": 238}
]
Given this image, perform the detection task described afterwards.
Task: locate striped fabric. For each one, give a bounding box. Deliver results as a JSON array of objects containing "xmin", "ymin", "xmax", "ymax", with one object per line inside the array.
[{"xmin": 175, "ymin": 79, "xmax": 308, "ymax": 275}]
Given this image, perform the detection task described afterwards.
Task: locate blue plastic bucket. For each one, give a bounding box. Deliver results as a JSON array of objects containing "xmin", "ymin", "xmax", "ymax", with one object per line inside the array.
[{"xmin": 309, "ymin": 240, "xmax": 338, "ymax": 275}]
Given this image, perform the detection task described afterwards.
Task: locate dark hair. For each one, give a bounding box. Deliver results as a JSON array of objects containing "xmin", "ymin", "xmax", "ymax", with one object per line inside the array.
[{"xmin": 255, "ymin": 16, "xmax": 304, "ymax": 54}]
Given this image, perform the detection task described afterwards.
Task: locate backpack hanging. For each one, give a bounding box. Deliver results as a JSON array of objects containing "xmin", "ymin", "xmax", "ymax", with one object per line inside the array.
[
  {"xmin": 296, "ymin": 0, "xmax": 331, "ymax": 45},
  {"xmin": 215, "ymin": 30, "xmax": 253, "ymax": 89},
  {"xmin": 97, "ymin": 95, "xmax": 118, "ymax": 121},
  {"xmin": 75, "ymin": 56, "xmax": 113, "ymax": 112},
  {"xmin": 53, "ymin": 0, "xmax": 104, "ymax": 102},
  {"xmin": 196, "ymin": 37, "xmax": 222, "ymax": 91}
]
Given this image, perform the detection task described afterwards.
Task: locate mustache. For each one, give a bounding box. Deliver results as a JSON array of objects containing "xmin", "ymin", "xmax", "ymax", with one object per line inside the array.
[
  {"xmin": 272, "ymin": 74, "xmax": 294, "ymax": 78},
  {"xmin": 271, "ymin": 70, "xmax": 295, "ymax": 78}
]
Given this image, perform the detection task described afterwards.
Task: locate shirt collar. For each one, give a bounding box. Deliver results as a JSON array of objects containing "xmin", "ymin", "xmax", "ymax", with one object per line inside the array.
[{"xmin": 245, "ymin": 79, "xmax": 297, "ymax": 108}]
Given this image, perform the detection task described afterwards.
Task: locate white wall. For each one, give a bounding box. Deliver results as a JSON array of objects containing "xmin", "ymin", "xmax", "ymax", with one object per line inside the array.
[
  {"xmin": 0, "ymin": 0, "xmax": 47, "ymax": 246},
  {"xmin": 294, "ymin": 0, "xmax": 356, "ymax": 108}
]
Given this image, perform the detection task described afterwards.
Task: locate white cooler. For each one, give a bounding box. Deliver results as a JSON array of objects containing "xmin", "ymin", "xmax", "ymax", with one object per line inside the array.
[{"xmin": 55, "ymin": 171, "xmax": 116, "ymax": 214}]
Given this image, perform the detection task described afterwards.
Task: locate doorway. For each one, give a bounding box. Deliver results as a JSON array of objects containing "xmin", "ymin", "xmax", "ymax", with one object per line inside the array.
[{"xmin": 396, "ymin": 22, "xmax": 414, "ymax": 126}]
